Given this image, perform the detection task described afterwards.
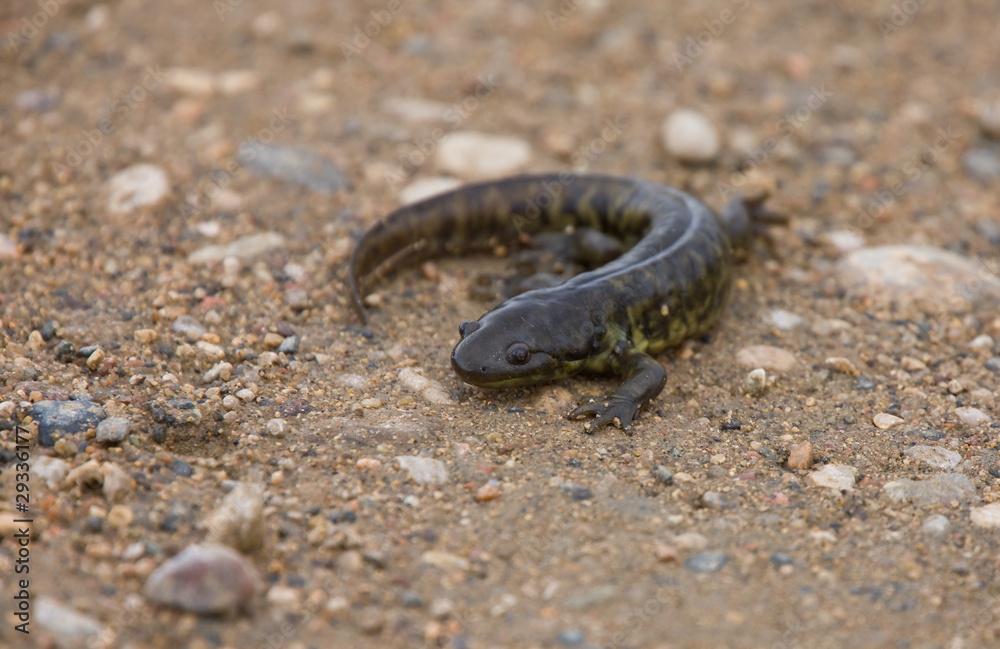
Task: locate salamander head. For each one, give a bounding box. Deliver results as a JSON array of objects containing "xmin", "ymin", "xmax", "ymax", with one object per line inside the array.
[{"xmin": 450, "ymin": 297, "xmax": 597, "ymax": 388}]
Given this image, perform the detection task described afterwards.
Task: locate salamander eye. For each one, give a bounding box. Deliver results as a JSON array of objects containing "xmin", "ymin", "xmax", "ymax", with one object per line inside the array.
[
  {"xmin": 459, "ymin": 320, "xmax": 480, "ymax": 338},
  {"xmin": 505, "ymin": 342, "xmax": 531, "ymax": 365}
]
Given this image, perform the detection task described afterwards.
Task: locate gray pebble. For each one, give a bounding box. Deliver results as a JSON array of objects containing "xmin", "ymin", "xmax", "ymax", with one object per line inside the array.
[
  {"xmin": 236, "ymin": 143, "xmax": 348, "ymax": 194},
  {"xmin": 769, "ymin": 552, "xmax": 793, "ymax": 568},
  {"xmin": 277, "ymin": 334, "xmax": 300, "ymax": 354},
  {"xmin": 883, "ymin": 473, "xmax": 976, "ymax": 506},
  {"xmin": 701, "ymin": 491, "xmax": 734, "ymax": 510},
  {"xmin": 30, "ymin": 400, "xmax": 107, "ymax": 447},
  {"xmin": 855, "ymin": 376, "xmax": 875, "ymax": 390},
  {"xmin": 54, "ymin": 340, "xmax": 76, "ymax": 362},
  {"xmin": 172, "ymin": 315, "xmax": 207, "ymax": 339},
  {"xmin": 984, "ymin": 357, "xmax": 1000, "ymax": 372},
  {"xmin": 962, "ymin": 148, "xmax": 1000, "ymax": 181},
  {"xmin": 685, "ymin": 551, "xmax": 728, "ymax": 573},
  {"xmin": 922, "ymin": 514, "xmax": 951, "ymax": 537},
  {"xmin": 653, "ymin": 465, "xmax": 673, "ymax": 485},
  {"xmin": 95, "ymin": 416, "xmax": 132, "ymax": 444},
  {"xmin": 918, "ymin": 428, "xmax": 946, "ymax": 441},
  {"xmin": 557, "ymin": 629, "xmax": 585, "ymax": 646}
]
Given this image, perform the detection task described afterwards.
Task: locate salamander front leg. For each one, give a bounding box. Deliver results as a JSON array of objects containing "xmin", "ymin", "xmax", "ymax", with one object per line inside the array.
[{"xmin": 568, "ymin": 350, "xmax": 667, "ymax": 435}]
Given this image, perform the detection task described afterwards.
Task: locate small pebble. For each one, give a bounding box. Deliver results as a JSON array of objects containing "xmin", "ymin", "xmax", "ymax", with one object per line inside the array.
[
  {"xmin": 769, "ymin": 552, "xmax": 793, "ymax": 568},
  {"xmin": 673, "ymin": 532, "xmax": 708, "ymax": 551},
  {"xmin": 825, "ymin": 356, "xmax": 859, "ymax": 376},
  {"xmin": 787, "ymin": 442, "xmax": 813, "ymax": 470},
  {"xmin": 263, "ymin": 332, "xmax": 284, "ymax": 349},
  {"xmin": 970, "ymin": 503, "xmax": 1000, "ymax": 529},
  {"xmin": 653, "ymin": 465, "xmax": 674, "ymax": 484},
  {"xmin": 399, "ymin": 176, "xmax": 462, "ymax": 204},
  {"xmin": 873, "ymin": 413, "xmax": 904, "ymax": 430},
  {"xmin": 437, "ymin": 132, "xmax": 532, "ymax": 180},
  {"xmin": 86, "ymin": 348, "xmax": 106, "ymax": 370},
  {"xmin": 165, "ymin": 67, "xmax": 215, "ymax": 95},
  {"xmin": 265, "ymin": 418, "xmax": 286, "ymax": 436},
  {"xmin": 922, "ymin": 514, "xmax": 951, "ymax": 537},
  {"xmin": 96, "ymin": 416, "xmax": 132, "ymax": 444},
  {"xmin": 30, "ymin": 400, "xmax": 107, "ymax": 447},
  {"xmin": 962, "ymin": 148, "xmax": 1000, "ymax": 181},
  {"xmin": 360, "ymin": 398, "xmax": 383, "ymax": 409},
  {"xmin": 144, "ymin": 544, "xmax": 259, "ymax": 615},
  {"xmin": 196, "ymin": 341, "xmax": 226, "ymax": 362},
  {"xmin": 904, "ymin": 445, "xmax": 962, "ymax": 470},
  {"xmin": 172, "ymin": 315, "xmax": 207, "ymax": 339},
  {"xmin": 188, "ymin": 232, "xmax": 286, "ymax": 263},
  {"xmin": 744, "ymin": 368, "xmax": 767, "ymax": 396},
  {"xmin": 883, "ymin": 474, "xmax": 976, "ymax": 506},
  {"xmin": 396, "ymin": 456, "xmax": 449, "ymax": 486},
  {"xmin": 235, "ymin": 143, "xmax": 348, "ymax": 194},
  {"xmin": 475, "ymin": 482, "xmax": 502, "ymax": 502},
  {"xmin": 36, "ymin": 597, "xmax": 105, "ymax": 645},
  {"xmin": 807, "ymin": 464, "xmax": 857, "ymax": 491},
  {"xmin": 134, "ymin": 329, "xmax": 158, "ymax": 344},
  {"xmin": 277, "ymin": 334, "xmax": 300, "ymax": 354},
  {"xmin": 970, "ymin": 334, "xmax": 995, "ymax": 350},
  {"xmin": 955, "ymin": 406, "xmax": 990, "ymax": 426},
  {"xmin": 557, "ymin": 629, "xmax": 585, "ymax": 646},
  {"xmin": 356, "ymin": 458, "xmax": 382, "ymax": 470},
  {"xmin": 655, "ymin": 544, "xmax": 678, "ymax": 562},
  {"xmin": 205, "ymin": 482, "xmax": 266, "ymax": 553},
  {"xmin": 236, "ymin": 389, "xmax": 256, "ymax": 401},
  {"xmin": 685, "ymin": 551, "xmax": 728, "ymax": 573},
  {"xmin": 106, "ymin": 164, "xmax": 170, "ymax": 215},
  {"xmin": 222, "ymin": 395, "xmax": 240, "ymax": 410},
  {"xmin": 662, "ymin": 109, "xmax": 721, "ymax": 164}
]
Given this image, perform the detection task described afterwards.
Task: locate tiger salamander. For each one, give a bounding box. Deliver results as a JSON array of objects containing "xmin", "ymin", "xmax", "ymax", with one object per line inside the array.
[{"xmin": 349, "ymin": 173, "xmax": 775, "ymax": 434}]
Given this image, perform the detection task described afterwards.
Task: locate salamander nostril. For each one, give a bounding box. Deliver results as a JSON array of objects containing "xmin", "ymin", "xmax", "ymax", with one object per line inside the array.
[
  {"xmin": 459, "ymin": 320, "xmax": 480, "ymax": 338},
  {"xmin": 480, "ymin": 366, "xmax": 486, "ymax": 372}
]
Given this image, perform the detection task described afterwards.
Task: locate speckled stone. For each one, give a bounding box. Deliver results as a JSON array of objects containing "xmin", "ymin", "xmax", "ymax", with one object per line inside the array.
[
  {"xmin": 144, "ymin": 544, "xmax": 259, "ymax": 615},
  {"xmin": 30, "ymin": 400, "xmax": 107, "ymax": 447}
]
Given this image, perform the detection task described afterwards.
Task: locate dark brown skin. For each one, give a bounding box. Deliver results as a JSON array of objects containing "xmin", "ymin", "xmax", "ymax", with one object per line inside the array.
[{"xmin": 349, "ymin": 173, "xmax": 774, "ymax": 433}]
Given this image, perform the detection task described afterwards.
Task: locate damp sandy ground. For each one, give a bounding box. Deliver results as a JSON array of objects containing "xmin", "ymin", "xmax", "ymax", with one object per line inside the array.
[{"xmin": 2, "ymin": 1, "xmax": 1000, "ymax": 648}]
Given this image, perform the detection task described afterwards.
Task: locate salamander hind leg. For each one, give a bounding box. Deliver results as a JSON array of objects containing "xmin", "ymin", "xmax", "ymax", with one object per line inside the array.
[{"xmin": 568, "ymin": 350, "xmax": 667, "ymax": 435}]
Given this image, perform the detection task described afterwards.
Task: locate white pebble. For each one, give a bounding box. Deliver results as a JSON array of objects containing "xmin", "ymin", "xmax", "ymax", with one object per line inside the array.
[
  {"xmin": 971, "ymin": 503, "xmax": 1000, "ymax": 528},
  {"xmin": 807, "ymin": 464, "xmax": 857, "ymax": 491},
  {"xmin": 956, "ymin": 406, "xmax": 990, "ymax": 426},
  {"xmin": 266, "ymin": 418, "xmax": 286, "ymax": 436},
  {"xmin": 222, "ymin": 395, "xmax": 241, "ymax": 410},
  {"xmin": 165, "ymin": 67, "xmax": 215, "ymax": 96},
  {"xmin": 399, "ymin": 176, "xmax": 462, "ymax": 205},
  {"xmin": 904, "ymin": 445, "xmax": 962, "ymax": 470},
  {"xmin": 763, "ymin": 309, "xmax": 804, "ymax": 330},
  {"xmin": 661, "ymin": 109, "xmax": 721, "ymax": 164},
  {"xmin": 437, "ymin": 132, "xmax": 532, "ymax": 180},
  {"xmin": 872, "ymin": 413, "xmax": 903, "ymax": 430},
  {"xmin": 235, "ymin": 388, "xmax": 256, "ymax": 402},
  {"xmin": 921, "ymin": 514, "xmax": 950, "ymax": 536},
  {"xmin": 970, "ymin": 334, "xmax": 995, "ymax": 350},
  {"xmin": 106, "ymin": 164, "xmax": 170, "ymax": 215},
  {"xmin": 396, "ymin": 456, "xmax": 449, "ymax": 486}
]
